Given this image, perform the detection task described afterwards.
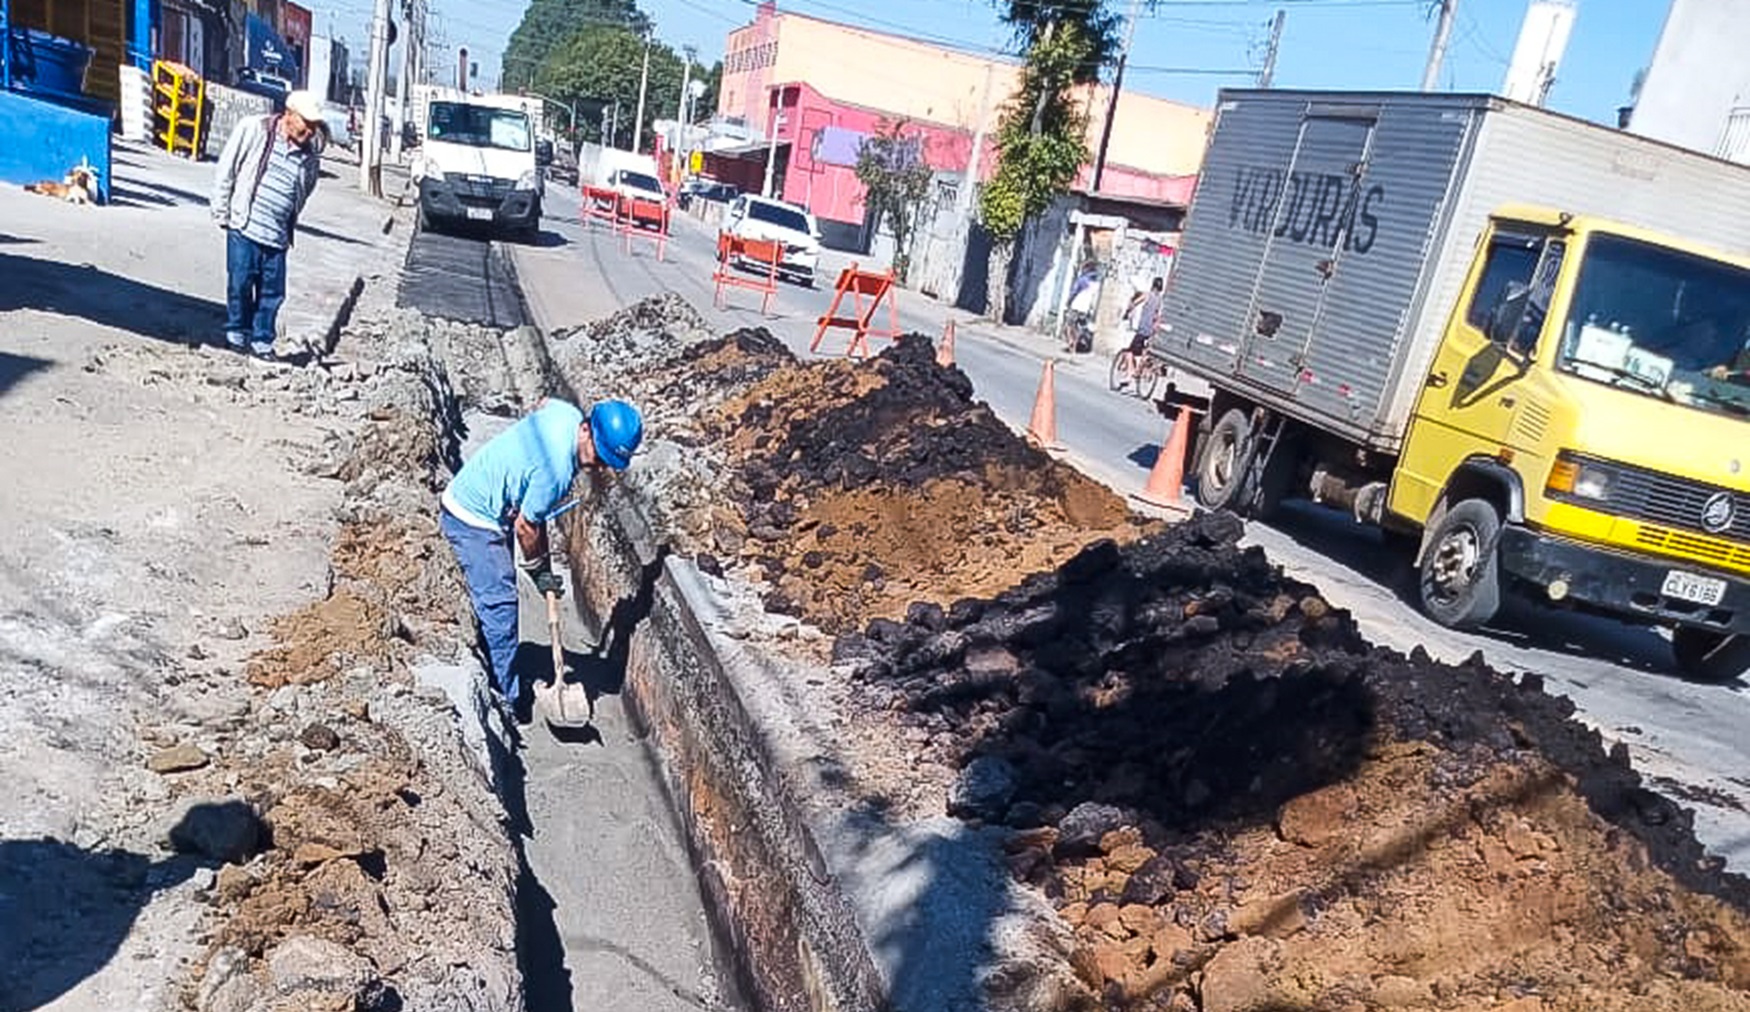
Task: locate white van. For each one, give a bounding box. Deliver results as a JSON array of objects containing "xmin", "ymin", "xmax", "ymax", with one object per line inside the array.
[{"xmin": 414, "ymin": 95, "xmax": 549, "ymax": 241}]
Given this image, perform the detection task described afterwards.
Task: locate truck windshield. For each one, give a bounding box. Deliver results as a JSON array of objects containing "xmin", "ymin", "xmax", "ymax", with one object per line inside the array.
[
  {"xmin": 1556, "ymin": 233, "xmax": 1750, "ymax": 418},
  {"xmin": 427, "ymin": 102, "xmax": 531, "ymax": 152}
]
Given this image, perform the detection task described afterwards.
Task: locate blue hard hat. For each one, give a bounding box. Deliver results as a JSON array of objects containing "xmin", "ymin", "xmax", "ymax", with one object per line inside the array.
[{"xmin": 589, "ymin": 399, "xmax": 644, "ymax": 470}]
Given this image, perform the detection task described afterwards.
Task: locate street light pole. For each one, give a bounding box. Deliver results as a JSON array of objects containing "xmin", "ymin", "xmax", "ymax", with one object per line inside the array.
[
  {"xmin": 632, "ymin": 31, "xmax": 652, "ymax": 154},
  {"xmin": 762, "ymin": 109, "xmax": 785, "ymax": 198},
  {"xmin": 675, "ymin": 44, "xmax": 694, "ymax": 133},
  {"xmin": 1420, "ymin": 0, "xmax": 1458, "ymax": 91}
]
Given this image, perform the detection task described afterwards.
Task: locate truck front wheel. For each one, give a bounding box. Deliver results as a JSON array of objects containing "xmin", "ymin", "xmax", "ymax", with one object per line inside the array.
[
  {"xmin": 1417, "ymin": 499, "xmax": 1503, "ymax": 630},
  {"xmin": 1671, "ymin": 627, "xmax": 1750, "ymax": 683},
  {"xmin": 1194, "ymin": 408, "xmax": 1254, "ymax": 512}
]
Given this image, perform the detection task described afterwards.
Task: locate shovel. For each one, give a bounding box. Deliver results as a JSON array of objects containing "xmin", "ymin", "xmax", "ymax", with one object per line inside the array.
[{"xmin": 535, "ymin": 589, "xmax": 594, "ymax": 731}]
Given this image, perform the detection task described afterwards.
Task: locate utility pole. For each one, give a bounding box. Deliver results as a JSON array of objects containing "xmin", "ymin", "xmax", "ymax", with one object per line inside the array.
[
  {"xmin": 632, "ymin": 30, "xmax": 652, "ymax": 154},
  {"xmin": 957, "ymin": 63, "xmax": 995, "ymax": 221},
  {"xmin": 1090, "ymin": 0, "xmax": 1141, "ymax": 194},
  {"xmin": 675, "ymin": 44, "xmax": 695, "ymax": 146},
  {"xmin": 389, "ymin": 0, "xmax": 420, "ymax": 163},
  {"xmin": 1421, "ymin": 0, "xmax": 1458, "ymax": 92},
  {"xmin": 359, "ymin": 0, "xmax": 391, "ymax": 195},
  {"xmin": 762, "ymin": 109, "xmax": 785, "ymax": 197},
  {"xmin": 609, "ymin": 99, "xmax": 620, "ymax": 149},
  {"xmin": 1257, "ymin": 10, "xmax": 1286, "ymax": 88}
]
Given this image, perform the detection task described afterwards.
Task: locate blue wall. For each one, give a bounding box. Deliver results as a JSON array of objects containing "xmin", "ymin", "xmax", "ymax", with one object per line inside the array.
[{"xmin": 0, "ymin": 91, "xmax": 112, "ymax": 202}]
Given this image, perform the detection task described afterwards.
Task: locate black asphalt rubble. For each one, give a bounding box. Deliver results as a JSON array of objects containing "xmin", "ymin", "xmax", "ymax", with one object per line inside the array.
[{"xmin": 541, "ymin": 294, "xmax": 1750, "ymax": 1011}]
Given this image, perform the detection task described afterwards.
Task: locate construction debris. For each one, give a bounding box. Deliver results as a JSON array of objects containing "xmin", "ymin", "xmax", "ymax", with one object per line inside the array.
[{"xmin": 554, "ymin": 295, "xmax": 1750, "ymax": 1011}]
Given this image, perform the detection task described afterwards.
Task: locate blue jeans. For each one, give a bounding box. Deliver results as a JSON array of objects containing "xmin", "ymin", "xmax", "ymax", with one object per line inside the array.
[
  {"xmin": 440, "ymin": 510, "xmax": 521, "ymax": 700},
  {"xmin": 224, "ymin": 230, "xmax": 288, "ymax": 353}
]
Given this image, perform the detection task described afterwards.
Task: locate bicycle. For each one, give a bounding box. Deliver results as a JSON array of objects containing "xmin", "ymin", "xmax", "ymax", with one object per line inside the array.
[{"xmin": 1109, "ymin": 347, "xmax": 1163, "ymax": 400}]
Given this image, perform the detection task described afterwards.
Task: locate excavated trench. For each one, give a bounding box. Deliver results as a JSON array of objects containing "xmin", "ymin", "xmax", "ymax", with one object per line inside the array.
[
  {"xmin": 523, "ymin": 294, "xmax": 1750, "ymax": 1012},
  {"xmin": 391, "ymin": 230, "xmax": 1750, "ymax": 1009}
]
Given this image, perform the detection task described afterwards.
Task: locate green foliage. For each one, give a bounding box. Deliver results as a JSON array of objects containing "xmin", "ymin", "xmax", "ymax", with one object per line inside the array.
[
  {"xmin": 977, "ymin": 17, "xmax": 1097, "ymax": 241},
  {"xmin": 502, "ymin": 0, "xmax": 649, "ymax": 92},
  {"xmin": 855, "ymin": 120, "xmax": 934, "ymax": 281},
  {"xmin": 994, "ymin": 0, "xmax": 1121, "ymax": 85},
  {"xmin": 530, "ymin": 25, "xmax": 686, "ymax": 149}
]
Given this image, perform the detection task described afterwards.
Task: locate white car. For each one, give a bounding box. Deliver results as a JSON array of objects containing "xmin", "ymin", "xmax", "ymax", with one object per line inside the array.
[{"xmin": 725, "ymin": 195, "xmax": 822, "ymax": 286}]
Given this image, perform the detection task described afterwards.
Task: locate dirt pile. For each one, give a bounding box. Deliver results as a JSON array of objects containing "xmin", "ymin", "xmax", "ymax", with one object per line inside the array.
[
  {"xmin": 833, "ymin": 513, "xmax": 1750, "ymax": 1010},
  {"xmin": 685, "ymin": 332, "xmax": 1148, "ymax": 632}
]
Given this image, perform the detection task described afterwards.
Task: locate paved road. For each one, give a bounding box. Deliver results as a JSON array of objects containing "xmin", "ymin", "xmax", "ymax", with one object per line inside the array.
[{"xmin": 512, "ymin": 187, "xmax": 1750, "ymax": 870}]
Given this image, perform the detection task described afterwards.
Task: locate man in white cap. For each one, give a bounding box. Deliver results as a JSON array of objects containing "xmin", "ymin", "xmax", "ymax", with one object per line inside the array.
[{"xmin": 211, "ymin": 90, "xmax": 325, "ymax": 360}]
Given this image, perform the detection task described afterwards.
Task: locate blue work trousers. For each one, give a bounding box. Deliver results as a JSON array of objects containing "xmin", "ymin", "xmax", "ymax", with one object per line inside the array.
[
  {"xmin": 440, "ymin": 510, "xmax": 521, "ymax": 700},
  {"xmin": 224, "ymin": 230, "xmax": 288, "ymax": 354}
]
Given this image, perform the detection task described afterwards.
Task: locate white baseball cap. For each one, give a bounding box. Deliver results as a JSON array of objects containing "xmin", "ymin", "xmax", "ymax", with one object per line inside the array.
[{"xmin": 284, "ymin": 90, "xmax": 325, "ymax": 124}]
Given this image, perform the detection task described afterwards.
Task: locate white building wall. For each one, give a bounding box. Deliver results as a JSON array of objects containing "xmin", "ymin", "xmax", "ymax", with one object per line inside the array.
[{"xmin": 1630, "ymin": 0, "xmax": 1750, "ymax": 162}]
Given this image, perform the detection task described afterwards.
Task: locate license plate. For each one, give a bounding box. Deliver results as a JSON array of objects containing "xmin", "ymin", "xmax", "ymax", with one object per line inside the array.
[
  {"xmin": 1662, "ymin": 570, "xmax": 1728, "ymax": 607},
  {"xmin": 465, "ymin": 207, "xmax": 494, "ymax": 221}
]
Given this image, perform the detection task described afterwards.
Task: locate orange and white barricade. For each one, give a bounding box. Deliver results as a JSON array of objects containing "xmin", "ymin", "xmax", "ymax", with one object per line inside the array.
[
  {"xmin": 712, "ymin": 232, "xmax": 783, "ymax": 315},
  {"xmin": 618, "ymin": 197, "xmax": 670, "ymax": 261},
  {"xmin": 580, "ymin": 185, "xmax": 620, "ymax": 229},
  {"xmin": 810, "ymin": 264, "xmax": 899, "ymax": 359}
]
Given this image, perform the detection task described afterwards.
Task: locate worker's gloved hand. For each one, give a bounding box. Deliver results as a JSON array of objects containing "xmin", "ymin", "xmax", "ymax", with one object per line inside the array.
[{"xmin": 531, "ymin": 568, "xmax": 565, "ymax": 599}]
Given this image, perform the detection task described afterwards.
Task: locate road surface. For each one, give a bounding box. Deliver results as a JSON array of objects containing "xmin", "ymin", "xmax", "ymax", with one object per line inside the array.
[{"xmin": 509, "ymin": 186, "xmax": 1750, "ymax": 869}]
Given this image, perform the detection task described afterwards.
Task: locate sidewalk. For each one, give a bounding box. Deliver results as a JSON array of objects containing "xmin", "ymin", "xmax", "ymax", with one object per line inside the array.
[
  {"xmin": 0, "ymin": 140, "xmax": 417, "ymax": 1010},
  {"xmin": 13, "ymin": 139, "xmax": 406, "ymax": 356}
]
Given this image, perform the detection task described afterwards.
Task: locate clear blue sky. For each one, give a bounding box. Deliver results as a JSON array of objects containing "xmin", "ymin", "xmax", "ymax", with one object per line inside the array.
[{"xmin": 318, "ymin": 0, "xmax": 1666, "ymax": 126}]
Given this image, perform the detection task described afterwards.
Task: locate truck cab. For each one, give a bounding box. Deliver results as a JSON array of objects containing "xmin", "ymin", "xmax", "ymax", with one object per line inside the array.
[
  {"xmin": 413, "ymin": 96, "xmax": 548, "ymax": 241},
  {"xmin": 1394, "ymin": 209, "xmax": 1750, "ymax": 679}
]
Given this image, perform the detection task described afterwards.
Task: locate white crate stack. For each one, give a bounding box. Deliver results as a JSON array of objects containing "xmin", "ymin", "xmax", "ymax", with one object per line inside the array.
[{"xmin": 118, "ymin": 63, "xmax": 153, "ymax": 142}]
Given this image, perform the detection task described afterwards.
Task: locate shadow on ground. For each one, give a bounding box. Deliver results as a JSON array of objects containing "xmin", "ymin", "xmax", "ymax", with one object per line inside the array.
[
  {"xmin": 0, "ymin": 252, "xmax": 224, "ymax": 344},
  {"xmin": 0, "ymin": 351, "xmax": 53, "ymax": 401},
  {"xmin": 0, "ymin": 801, "xmax": 247, "ymax": 1010}
]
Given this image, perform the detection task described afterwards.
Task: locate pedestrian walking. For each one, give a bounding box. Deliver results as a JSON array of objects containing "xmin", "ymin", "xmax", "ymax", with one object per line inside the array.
[
  {"xmin": 210, "ymin": 90, "xmax": 325, "ymax": 360},
  {"xmin": 439, "ymin": 398, "xmax": 645, "ymax": 710}
]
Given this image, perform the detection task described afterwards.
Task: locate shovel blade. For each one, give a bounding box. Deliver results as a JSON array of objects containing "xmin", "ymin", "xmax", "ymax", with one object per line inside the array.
[{"xmin": 533, "ymin": 678, "xmax": 594, "ymax": 729}]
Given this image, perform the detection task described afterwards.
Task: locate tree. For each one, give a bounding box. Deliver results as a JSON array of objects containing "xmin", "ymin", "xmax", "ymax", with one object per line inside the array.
[
  {"xmin": 978, "ymin": 3, "xmax": 1117, "ymax": 321},
  {"xmin": 856, "ymin": 120, "xmax": 934, "ymax": 283},
  {"xmin": 502, "ymin": 0, "xmax": 649, "ymax": 93},
  {"xmin": 531, "ymin": 24, "xmax": 685, "ymax": 149}
]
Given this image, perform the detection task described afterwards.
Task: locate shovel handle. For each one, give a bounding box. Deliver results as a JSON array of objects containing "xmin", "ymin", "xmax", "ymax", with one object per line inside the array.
[{"xmin": 546, "ymin": 591, "xmax": 569, "ymax": 721}]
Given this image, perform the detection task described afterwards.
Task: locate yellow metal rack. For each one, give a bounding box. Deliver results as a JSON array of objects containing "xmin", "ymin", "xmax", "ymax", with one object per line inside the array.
[{"xmin": 152, "ymin": 60, "xmax": 204, "ymax": 158}]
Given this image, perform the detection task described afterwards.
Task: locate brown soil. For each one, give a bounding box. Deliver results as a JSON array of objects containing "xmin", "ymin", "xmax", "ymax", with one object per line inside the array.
[
  {"xmin": 838, "ymin": 515, "xmax": 1750, "ymax": 1010},
  {"xmin": 248, "ymin": 589, "xmax": 392, "ymax": 688},
  {"xmin": 681, "ymin": 331, "xmax": 1149, "ymax": 632}
]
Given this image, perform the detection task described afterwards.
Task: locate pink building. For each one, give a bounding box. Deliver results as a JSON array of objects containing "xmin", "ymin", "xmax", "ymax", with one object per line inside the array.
[{"xmin": 709, "ymin": 3, "xmax": 1210, "ymax": 251}]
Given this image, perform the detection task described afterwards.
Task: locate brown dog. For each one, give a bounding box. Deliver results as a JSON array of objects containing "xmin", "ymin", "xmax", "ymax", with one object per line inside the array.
[{"xmin": 24, "ymin": 165, "xmax": 98, "ymax": 205}]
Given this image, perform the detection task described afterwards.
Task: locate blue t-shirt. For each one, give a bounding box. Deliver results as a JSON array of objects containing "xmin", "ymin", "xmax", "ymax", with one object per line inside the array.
[{"xmin": 443, "ymin": 400, "xmax": 585, "ymax": 529}]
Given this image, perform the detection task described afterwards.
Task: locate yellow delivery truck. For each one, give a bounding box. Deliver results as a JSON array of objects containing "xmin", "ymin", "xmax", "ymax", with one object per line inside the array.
[{"xmin": 1152, "ymin": 89, "xmax": 1750, "ymax": 680}]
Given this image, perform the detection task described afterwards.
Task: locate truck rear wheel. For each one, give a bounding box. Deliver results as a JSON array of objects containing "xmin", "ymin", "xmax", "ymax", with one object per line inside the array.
[
  {"xmin": 1671, "ymin": 627, "xmax": 1750, "ymax": 683},
  {"xmin": 1194, "ymin": 408, "xmax": 1254, "ymax": 513},
  {"xmin": 1417, "ymin": 499, "xmax": 1502, "ymax": 630}
]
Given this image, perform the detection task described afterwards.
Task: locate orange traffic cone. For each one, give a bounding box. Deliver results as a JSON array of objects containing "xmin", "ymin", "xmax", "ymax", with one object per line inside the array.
[
  {"xmin": 1026, "ymin": 360, "xmax": 1065, "ymax": 451},
  {"xmin": 937, "ymin": 320, "xmax": 957, "ymax": 367},
  {"xmin": 1132, "ymin": 405, "xmax": 1195, "ymax": 514}
]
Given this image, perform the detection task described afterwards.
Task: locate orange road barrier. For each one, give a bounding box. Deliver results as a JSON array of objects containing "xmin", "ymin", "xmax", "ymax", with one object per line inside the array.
[
  {"xmin": 810, "ymin": 264, "xmax": 899, "ymax": 359},
  {"xmin": 581, "ymin": 185, "xmax": 620, "ymax": 229},
  {"xmin": 713, "ymin": 232, "xmax": 783, "ymax": 315},
  {"xmin": 1132, "ymin": 405, "xmax": 1196, "ymax": 513},
  {"xmin": 618, "ymin": 196, "xmax": 670, "ymax": 261},
  {"xmin": 937, "ymin": 320, "xmax": 957, "ymax": 368},
  {"xmin": 1025, "ymin": 359, "xmax": 1064, "ymax": 451}
]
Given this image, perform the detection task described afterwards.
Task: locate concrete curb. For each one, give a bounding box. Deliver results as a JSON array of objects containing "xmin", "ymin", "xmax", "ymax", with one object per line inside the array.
[{"xmin": 516, "ymin": 332, "xmax": 892, "ymax": 1011}]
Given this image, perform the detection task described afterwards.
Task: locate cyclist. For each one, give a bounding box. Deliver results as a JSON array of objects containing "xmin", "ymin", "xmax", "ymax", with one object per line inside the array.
[{"xmin": 1117, "ymin": 276, "xmax": 1165, "ymax": 386}]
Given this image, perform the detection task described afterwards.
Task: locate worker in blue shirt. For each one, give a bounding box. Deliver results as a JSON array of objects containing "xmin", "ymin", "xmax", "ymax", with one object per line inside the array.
[{"xmin": 440, "ymin": 398, "xmax": 645, "ymax": 704}]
